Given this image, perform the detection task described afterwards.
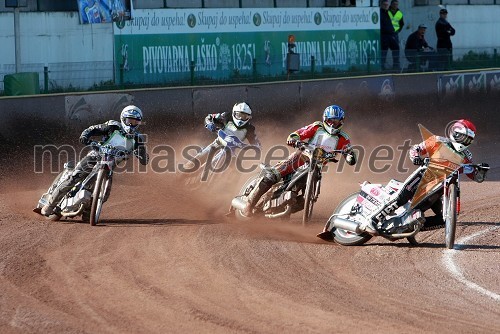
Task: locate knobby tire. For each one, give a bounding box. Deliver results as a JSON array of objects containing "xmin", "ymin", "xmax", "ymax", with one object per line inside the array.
[
  {"xmin": 445, "ymin": 183, "xmax": 458, "ymax": 249},
  {"xmin": 90, "ymin": 169, "xmax": 107, "ymax": 226}
]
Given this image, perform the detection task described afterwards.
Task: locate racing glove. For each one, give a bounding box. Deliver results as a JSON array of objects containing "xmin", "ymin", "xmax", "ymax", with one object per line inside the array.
[
  {"xmin": 205, "ymin": 122, "xmax": 217, "ymax": 132},
  {"xmin": 286, "ymin": 139, "xmax": 298, "ymax": 148},
  {"xmin": 474, "ymin": 163, "xmax": 489, "ymax": 183},
  {"xmin": 79, "ymin": 135, "xmax": 90, "ymax": 145},
  {"xmin": 412, "ymin": 157, "xmax": 424, "ymax": 166}
]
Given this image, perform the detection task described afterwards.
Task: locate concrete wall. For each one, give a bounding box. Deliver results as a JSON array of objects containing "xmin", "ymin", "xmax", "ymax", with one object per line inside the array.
[{"xmin": 1, "ymin": 70, "xmax": 498, "ymax": 146}]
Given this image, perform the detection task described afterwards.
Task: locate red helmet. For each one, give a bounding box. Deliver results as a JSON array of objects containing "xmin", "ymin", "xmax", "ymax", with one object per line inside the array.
[{"xmin": 448, "ymin": 119, "xmax": 476, "ymax": 152}]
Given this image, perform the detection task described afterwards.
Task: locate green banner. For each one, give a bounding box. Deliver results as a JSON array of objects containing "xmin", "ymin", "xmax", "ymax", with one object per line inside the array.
[{"xmin": 114, "ymin": 8, "xmax": 380, "ymax": 84}]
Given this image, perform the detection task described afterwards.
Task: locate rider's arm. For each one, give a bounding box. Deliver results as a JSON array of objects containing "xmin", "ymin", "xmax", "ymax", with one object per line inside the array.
[
  {"xmin": 79, "ymin": 123, "xmax": 111, "ymax": 144},
  {"xmin": 245, "ymin": 124, "xmax": 261, "ymax": 148},
  {"xmin": 337, "ymin": 135, "xmax": 356, "ymax": 166},
  {"xmin": 461, "ymin": 152, "xmax": 488, "ymax": 183},
  {"xmin": 204, "ymin": 112, "xmax": 227, "ymax": 129},
  {"xmin": 288, "ymin": 122, "xmax": 321, "ymax": 146},
  {"xmin": 286, "ymin": 122, "xmax": 318, "ymax": 147}
]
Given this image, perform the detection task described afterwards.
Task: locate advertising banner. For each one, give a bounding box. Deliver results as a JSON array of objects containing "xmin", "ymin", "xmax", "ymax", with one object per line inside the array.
[
  {"xmin": 438, "ymin": 70, "xmax": 500, "ymax": 98},
  {"xmin": 77, "ymin": 0, "xmax": 132, "ymax": 24},
  {"xmin": 113, "ymin": 7, "xmax": 380, "ymax": 84}
]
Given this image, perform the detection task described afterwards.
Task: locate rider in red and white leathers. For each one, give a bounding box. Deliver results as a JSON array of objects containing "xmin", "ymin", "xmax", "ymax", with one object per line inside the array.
[{"xmin": 242, "ymin": 105, "xmax": 357, "ymax": 216}]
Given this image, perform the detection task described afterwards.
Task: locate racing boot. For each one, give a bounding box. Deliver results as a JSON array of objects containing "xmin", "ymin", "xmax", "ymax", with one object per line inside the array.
[
  {"xmin": 41, "ymin": 204, "xmax": 56, "ymax": 216},
  {"xmin": 241, "ymin": 176, "xmax": 275, "ymax": 217}
]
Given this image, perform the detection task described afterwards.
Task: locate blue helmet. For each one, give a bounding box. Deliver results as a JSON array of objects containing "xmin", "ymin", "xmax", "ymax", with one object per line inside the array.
[{"xmin": 323, "ymin": 105, "xmax": 345, "ymax": 135}]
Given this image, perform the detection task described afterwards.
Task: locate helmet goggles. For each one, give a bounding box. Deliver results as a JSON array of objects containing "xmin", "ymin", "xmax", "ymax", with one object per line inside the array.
[
  {"xmin": 324, "ymin": 118, "xmax": 343, "ymax": 129},
  {"xmin": 123, "ymin": 117, "xmax": 142, "ymax": 127},
  {"xmin": 233, "ymin": 111, "xmax": 251, "ymax": 121}
]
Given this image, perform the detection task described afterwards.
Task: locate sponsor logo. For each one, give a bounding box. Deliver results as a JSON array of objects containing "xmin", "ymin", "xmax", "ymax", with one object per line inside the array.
[
  {"xmin": 370, "ymin": 187, "xmax": 380, "ymax": 197},
  {"xmin": 375, "ymin": 201, "xmax": 399, "ymax": 221}
]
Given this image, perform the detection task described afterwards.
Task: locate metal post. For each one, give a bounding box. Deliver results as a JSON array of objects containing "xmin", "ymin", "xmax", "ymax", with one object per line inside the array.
[
  {"xmin": 14, "ymin": 7, "xmax": 21, "ymax": 73},
  {"xmin": 190, "ymin": 61, "xmax": 195, "ymax": 85},
  {"xmin": 311, "ymin": 55, "xmax": 315, "ymax": 78},
  {"xmin": 44, "ymin": 66, "xmax": 49, "ymax": 93},
  {"xmin": 119, "ymin": 64, "xmax": 124, "ymax": 87},
  {"xmin": 252, "ymin": 58, "xmax": 257, "ymax": 79}
]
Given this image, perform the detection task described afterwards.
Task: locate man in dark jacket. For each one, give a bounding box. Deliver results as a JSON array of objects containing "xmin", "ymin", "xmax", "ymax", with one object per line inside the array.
[
  {"xmin": 405, "ymin": 24, "xmax": 434, "ymax": 72},
  {"xmin": 435, "ymin": 8, "xmax": 456, "ymax": 70}
]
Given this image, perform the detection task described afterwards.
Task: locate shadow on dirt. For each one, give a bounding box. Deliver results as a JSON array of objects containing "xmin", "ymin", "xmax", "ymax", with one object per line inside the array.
[
  {"xmin": 57, "ymin": 218, "xmax": 219, "ymax": 226},
  {"xmin": 99, "ymin": 218, "xmax": 218, "ymax": 226}
]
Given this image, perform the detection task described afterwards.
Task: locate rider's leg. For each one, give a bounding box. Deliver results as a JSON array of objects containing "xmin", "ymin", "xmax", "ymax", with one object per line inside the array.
[
  {"xmin": 182, "ymin": 141, "xmax": 218, "ymax": 172},
  {"xmin": 356, "ymin": 169, "xmax": 425, "ymax": 231},
  {"xmin": 242, "ymin": 151, "xmax": 305, "ymax": 216},
  {"xmin": 423, "ymin": 199, "xmax": 445, "ymax": 228},
  {"xmin": 42, "ymin": 154, "xmax": 97, "ymax": 215},
  {"xmin": 242, "ymin": 172, "xmax": 278, "ymax": 216}
]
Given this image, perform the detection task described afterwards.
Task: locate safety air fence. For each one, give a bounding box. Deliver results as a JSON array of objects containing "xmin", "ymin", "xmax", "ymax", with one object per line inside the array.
[{"xmin": 1, "ymin": 69, "xmax": 499, "ymax": 148}]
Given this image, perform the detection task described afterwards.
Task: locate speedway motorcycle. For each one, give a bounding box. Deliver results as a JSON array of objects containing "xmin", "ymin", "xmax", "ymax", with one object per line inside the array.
[
  {"xmin": 230, "ymin": 142, "xmax": 345, "ymax": 225},
  {"xmin": 34, "ymin": 131, "xmax": 134, "ymax": 226},
  {"xmin": 183, "ymin": 129, "xmax": 250, "ymax": 188},
  {"xmin": 321, "ymin": 158, "xmax": 490, "ymax": 249}
]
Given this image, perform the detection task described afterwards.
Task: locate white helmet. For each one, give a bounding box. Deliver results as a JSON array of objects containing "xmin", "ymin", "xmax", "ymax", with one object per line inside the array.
[
  {"xmin": 232, "ymin": 102, "xmax": 252, "ymax": 128},
  {"xmin": 447, "ymin": 119, "xmax": 476, "ymax": 152},
  {"xmin": 120, "ymin": 105, "xmax": 143, "ymax": 134}
]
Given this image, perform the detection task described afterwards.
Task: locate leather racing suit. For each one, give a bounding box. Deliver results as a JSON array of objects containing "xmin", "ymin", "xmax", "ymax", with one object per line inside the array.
[
  {"xmin": 45, "ymin": 120, "xmax": 149, "ymax": 213},
  {"xmin": 244, "ymin": 121, "xmax": 356, "ymax": 215},
  {"xmin": 185, "ymin": 112, "xmax": 260, "ymax": 169}
]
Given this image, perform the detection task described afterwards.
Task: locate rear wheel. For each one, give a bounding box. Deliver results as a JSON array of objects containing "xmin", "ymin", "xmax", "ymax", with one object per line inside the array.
[
  {"xmin": 331, "ymin": 193, "xmax": 372, "ymax": 246},
  {"xmin": 445, "ymin": 183, "xmax": 458, "ymax": 249},
  {"xmin": 90, "ymin": 169, "xmax": 109, "ymax": 226},
  {"xmin": 302, "ymin": 169, "xmax": 316, "ymax": 226}
]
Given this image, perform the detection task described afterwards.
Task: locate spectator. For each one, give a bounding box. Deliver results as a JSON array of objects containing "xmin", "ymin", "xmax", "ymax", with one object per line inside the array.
[
  {"xmin": 380, "ymin": 0, "xmax": 399, "ymax": 71},
  {"xmin": 388, "ymin": 0, "xmax": 404, "ymax": 70},
  {"xmin": 435, "ymin": 8, "xmax": 456, "ymax": 70},
  {"xmin": 405, "ymin": 24, "xmax": 435, "ymax": 72}
]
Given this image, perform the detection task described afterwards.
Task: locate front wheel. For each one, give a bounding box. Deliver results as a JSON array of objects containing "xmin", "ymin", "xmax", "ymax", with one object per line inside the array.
[
  {"xmin": 330, "ymin": 193, "xmax": 372, "ymax": 246},
  {"xmin": 445, "ymin": 183, "xmax": 458, "ymax": 249},
  {"xmin": 302, "ymin": 169, "xmax": 317, "ymax": 226},
  {"xmin": 90, "ymin": 169, "xmax": 109, "ymax": 226}
]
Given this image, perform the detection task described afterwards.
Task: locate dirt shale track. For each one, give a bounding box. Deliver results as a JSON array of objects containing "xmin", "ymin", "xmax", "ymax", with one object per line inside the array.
[{"xmin": 1, "ymin": 94, "xmax": 500, "ymax": 333}]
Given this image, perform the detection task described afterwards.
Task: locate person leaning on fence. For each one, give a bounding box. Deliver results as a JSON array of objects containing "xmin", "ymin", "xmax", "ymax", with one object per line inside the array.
[
  {"xmin": 435, "ymin": 8, "xmax": 456, "ymax": 71},
  {"xmin": 405, "ymin": 24, "xmax": 435, "ymax": 72}
]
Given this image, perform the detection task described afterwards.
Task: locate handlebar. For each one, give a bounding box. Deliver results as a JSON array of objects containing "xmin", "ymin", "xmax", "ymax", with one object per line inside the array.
[
  {"xmin": 90, "ymin": 141, "xmax": 132, "ymax": 158},
  {"xmin": 295, "ymin": 141, "xmax": 346, "ymax": 163}
]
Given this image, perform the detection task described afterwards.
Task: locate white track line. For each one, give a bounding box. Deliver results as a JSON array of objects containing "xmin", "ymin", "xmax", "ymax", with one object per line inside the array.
[{"xmin": 442, "ymin": 226, "xmax": 500, "ymax": 302}]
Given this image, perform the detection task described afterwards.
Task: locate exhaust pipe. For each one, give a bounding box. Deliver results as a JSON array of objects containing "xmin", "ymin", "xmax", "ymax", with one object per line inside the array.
[
  {"xmin": 332, "ymin": 216, "xmax": 363, "ymax": 233},
  {"xmin": 231, "ymin": 197, "xmax": 247, "ymax": 211},
  {"xmin": 331, "ymin": 216, "xmax": 378, "ymax": 235}
]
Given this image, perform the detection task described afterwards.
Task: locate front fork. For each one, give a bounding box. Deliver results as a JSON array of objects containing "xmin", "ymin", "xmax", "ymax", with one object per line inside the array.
[{"xmin": 442, "ymin": 176, "xmax": 461, "ymax": 221}]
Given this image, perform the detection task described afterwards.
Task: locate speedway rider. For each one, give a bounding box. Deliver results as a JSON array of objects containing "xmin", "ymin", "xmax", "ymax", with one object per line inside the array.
[
  {"xmin": 38, "ymin": 105, "xmax": 149, "ymax": 216},
  {"xmin": 242, "ymin": 105, "xmax": 357, "ymax": 217},
  {"xmin": 319, "ymin": 119, "xmax": 489, "ymax": 239},
  {"xmin": 183, "ymin": 102, "xmax": 261, "ymax": 170}
]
